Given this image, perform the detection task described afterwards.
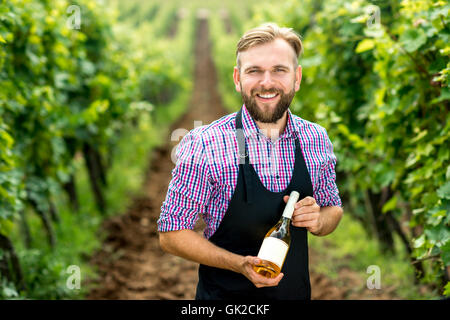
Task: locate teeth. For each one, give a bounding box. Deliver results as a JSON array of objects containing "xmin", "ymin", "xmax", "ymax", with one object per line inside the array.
[{"xmin": 258, "ymin": 93, "xmax": 277, "ymax": 99}]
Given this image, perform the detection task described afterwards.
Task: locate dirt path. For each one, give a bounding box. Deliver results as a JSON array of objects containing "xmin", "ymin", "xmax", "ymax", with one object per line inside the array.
[{"xmin": 87, "ymin": 15, "xmax": 395, "ymax": 300}]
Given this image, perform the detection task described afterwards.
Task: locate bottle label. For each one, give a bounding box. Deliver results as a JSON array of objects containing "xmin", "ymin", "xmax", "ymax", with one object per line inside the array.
[{"xmin": 257, "ymin": 237, "xmax": 289, "ymax": 269}]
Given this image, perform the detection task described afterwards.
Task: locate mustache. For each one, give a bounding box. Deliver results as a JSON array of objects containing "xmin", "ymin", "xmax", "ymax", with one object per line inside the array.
[{"xmin": 251, "ymin": 88, "xmax": 282, "ymax": 96}]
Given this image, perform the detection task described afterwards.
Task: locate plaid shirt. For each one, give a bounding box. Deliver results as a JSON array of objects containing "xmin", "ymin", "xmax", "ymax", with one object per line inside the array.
[{"xmin": 157, "ymin": 105, "xmax": 342, "ymax": 239}]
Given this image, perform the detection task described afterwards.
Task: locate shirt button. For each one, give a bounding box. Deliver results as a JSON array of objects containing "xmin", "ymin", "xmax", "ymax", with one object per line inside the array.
[{"xmin": 276, "ymin": 175, "xmax": 280, "ymax": 179}]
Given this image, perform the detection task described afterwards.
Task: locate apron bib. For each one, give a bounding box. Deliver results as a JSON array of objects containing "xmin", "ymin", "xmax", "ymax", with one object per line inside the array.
[{"xmin": 195, "ymin": 107, "xmax": 314, "ymax": 300}]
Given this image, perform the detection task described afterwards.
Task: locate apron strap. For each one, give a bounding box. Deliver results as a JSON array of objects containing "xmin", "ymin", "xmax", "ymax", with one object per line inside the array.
[
  {"xmin": 294, "ymin": 133, "xmax": 301, "ymax": 156},
  {"xmin": 235, "ymin": 108, "xmax": 253, "ymax": 204},
  {"xmin": 235, "ymin": 108, "xmax": 301, "ymax": 205}
]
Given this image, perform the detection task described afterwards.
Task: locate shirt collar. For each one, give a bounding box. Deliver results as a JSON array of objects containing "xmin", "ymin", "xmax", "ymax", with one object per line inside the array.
[{"xmin": 241, "ymin": 104, "xmax": 299, "ymax": 141}]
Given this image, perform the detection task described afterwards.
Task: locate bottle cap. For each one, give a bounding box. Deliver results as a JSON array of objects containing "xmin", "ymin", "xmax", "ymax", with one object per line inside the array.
[{"xmin": 282, "ymin": 191, "xmax": 300, "ymax": 219}]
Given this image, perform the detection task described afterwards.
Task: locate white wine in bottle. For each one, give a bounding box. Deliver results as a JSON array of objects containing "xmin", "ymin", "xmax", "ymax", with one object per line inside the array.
[{"xmin": 253, "ymin": 190, "xmax": 300, "ymax": 279}]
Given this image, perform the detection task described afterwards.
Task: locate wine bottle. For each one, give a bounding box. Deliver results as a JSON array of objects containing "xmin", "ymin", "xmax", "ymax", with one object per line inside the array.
[{"xmin": 253, "ymin": 190, "xmax": 300, "ymax": 279}]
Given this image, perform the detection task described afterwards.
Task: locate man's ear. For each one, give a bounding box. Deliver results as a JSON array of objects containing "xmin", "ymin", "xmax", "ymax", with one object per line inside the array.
[
  {"xmin": 295, "ymin": 64, "xmax": 302, "ymax": 92},
  {"xmin": 233, "ymin": 66, "xmax": 241, "ymax": 92}
]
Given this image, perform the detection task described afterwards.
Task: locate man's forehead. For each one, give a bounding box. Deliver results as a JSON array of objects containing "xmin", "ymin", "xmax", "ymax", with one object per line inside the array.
[
  {"xmin": 240, "ymin": 56, "xmax": 295, "ymax": 71},
  {"xmin": 242, "ymin": 63, "xmax": 291, "ymax": 71},
  {"xmin": 238, "ymin": 38, "xmax": 297, "ymax": 68}
]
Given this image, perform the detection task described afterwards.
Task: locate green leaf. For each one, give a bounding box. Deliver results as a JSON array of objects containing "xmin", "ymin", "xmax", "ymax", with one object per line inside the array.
[
  {"xmin": 413, "ymin": 234, "xmax": 426, "ymax": 249},
  {"xmin": 382, "ymin": 195, "xmax": 398, "ymax": 213},
  {"xmin": 437, "ymin": 181, "xmax": 450, "ymax": 199},
  {"xmin": 2, "ymin": 286, "xmax": 18, "ymax": 298},
  {"xmin": 427, "ymin": 209, "xmax": 446, "ymax": 226},
  {"xmin": 411, "ymin": 130, "xmax": 428, "ymax": 143},
  {"xmin": 431, "ymin": 87, "xmax": 450, "ymax": 104},
  {"xmin": 399, "ymin": 29, "xmax": 427, "ymax": 52},
  {"xmin": 355, "ymin": 39, "xmax": 375, "ymax": 53},
  {"xmin": 444, "ymin": 282, "xmax": 450, "ymax": 297},
  {"xmin": 378, "ymin": 169, "xmax": 396, "ymax": 188},
  {"xmin": 301, "ymin": 55, "xmax": 323, "ymax": 68},
  {"xmin": 441, "ymin": 241, "xmax": 450, "ymax": 267},
  {"xmin": 422, "ymin": 192, "xmax": 439, "ymax": 207},
  {"xmin": 425, "ymin": 224, "xmax": 450, "ymax": 247}
]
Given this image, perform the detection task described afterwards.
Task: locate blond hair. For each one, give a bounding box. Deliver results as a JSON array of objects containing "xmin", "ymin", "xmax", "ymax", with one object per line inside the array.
[{"xmin": 236, "ymin": 22, "xmax": 303, "ymax": 70}]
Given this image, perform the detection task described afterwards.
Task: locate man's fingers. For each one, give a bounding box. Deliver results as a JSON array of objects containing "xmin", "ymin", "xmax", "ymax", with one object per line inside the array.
[
  {"xmin": 292, "ymin": 213, "xmax": 318, "ymax": 223},
  {"xmin": 294, "ymin": 205, "xmax": 320, "ymax": 215},
  {"xmin": 244, "ymin": 256, "xmax": 284, "ymax": 288},
  {"xmin": 296, "ymin": 196, "xmax": 316, "ymax": 207},
  {"xmin": 285, "ymin": 195, "xmax": 317, "ymax": 209},
  {"xmin": 273, "ymin": 272, "xmax": 284, "ymax": 284},
  {"xmin": 254, "ymin": 272, "xmax": 284, "ymax": 288},
  {"xmin": 292, "ymin": 220, "xmax": 317, "ymax": 228}
]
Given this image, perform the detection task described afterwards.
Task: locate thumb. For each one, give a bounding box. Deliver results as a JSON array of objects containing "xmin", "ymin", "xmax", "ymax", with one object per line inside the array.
[
  {"xmin": 276, "ymin": 272, "xmax": 284, "ymax": 282},
  {"xmin": 245, "ymin": 255, "xmax": 261, "ymax": 266},
  {"xmin": 283, "ymin": 195, "xmax": 289, "ymax": 203},
  {"xmin": 252, "ymin": 256, "xmax": 261, "ymax": 265}
]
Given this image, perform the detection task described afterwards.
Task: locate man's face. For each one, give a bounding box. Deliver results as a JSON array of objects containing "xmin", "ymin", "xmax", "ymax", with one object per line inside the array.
[{"xmin": 233, "ymin": 38, "xmax": 302, "ymax": 123}]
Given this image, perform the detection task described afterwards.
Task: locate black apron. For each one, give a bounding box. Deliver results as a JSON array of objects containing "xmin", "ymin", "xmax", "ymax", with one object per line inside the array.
[{"xmin": 195, "ymin": 107, "xmax": 313, "ymax": 300}]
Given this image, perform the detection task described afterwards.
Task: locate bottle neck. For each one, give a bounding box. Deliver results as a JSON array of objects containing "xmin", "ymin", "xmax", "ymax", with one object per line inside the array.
[
  {"xmin": 282, "ymin": 194, "xmax": 297, "ymax": 220},
  {"xmin": 281, "ymin": 216, "xmax": 291, "ymax": 225},
  {"xmin": 280, "ymin": 216, "xmax": 291, "ymax": 234},
  {"xmin": 282, "ymin": 211, "xmax": 294, "ymax": 220}
]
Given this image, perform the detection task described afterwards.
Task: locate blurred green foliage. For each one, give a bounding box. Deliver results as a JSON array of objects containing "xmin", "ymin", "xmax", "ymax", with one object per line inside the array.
[{"xmin": 0, "ymin": 0, "xmax": 193, "ymax": 298}]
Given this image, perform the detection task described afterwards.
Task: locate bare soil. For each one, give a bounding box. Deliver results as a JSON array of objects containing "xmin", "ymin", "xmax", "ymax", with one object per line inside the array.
[{"xmin": 87, "ymin": 16, "xmax": 397, "ymax": 300}]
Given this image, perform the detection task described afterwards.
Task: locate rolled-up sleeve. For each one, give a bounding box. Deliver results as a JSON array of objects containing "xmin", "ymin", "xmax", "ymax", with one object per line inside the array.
[
  {"xmin": 157, "ymin": 129, "xmax": 212, "ymax": 232},
  {"xmin": 314, "ymin": 131, "xmax": 342, "ymax": 208}
]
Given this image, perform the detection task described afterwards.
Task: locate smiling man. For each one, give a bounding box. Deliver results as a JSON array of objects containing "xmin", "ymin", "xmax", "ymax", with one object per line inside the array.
[
  {"xmin": 235, "ymin": 36, "xmax": 300, "ymax": 132},
  {"xmin": 158, "ymin": 23, "xmax": 343, "ymax": 300}
]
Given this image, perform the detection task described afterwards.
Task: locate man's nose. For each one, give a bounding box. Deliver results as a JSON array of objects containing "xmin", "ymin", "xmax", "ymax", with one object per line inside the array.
[{"xmin": 259, "ymin": 70, "xmax": 274, "ymax": 88}]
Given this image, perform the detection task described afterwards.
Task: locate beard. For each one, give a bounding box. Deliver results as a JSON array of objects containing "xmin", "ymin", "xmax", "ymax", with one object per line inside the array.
[{"xmin": 241, "ymin": 84, "xmax": 296, "ymax": 123}]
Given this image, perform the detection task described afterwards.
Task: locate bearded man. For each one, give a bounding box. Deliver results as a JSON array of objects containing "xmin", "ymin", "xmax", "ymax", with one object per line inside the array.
[{"xmin": 158, "ymin": 22, "xmax": 343, "ymax": 300}]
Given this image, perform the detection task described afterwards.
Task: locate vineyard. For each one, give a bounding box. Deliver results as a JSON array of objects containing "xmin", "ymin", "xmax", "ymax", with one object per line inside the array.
[{"xmin": 0, "ymin": 0, "xmax": 449, "ymax": 300}]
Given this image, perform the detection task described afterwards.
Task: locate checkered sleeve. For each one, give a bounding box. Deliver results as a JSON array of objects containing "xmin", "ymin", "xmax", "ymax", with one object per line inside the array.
[
  {"xmin": 157, "ymin": 129, "xmax": 212, "ymax": 232},
  {"xmin": 314, "ymin": 130, "xmax": 342, "ymax": 208}
]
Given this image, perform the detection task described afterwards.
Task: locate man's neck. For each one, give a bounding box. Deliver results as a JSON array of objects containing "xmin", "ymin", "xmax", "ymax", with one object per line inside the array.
[{"xmin": 254, "ymin": 111, "xmax": 288, "ymax": 143}]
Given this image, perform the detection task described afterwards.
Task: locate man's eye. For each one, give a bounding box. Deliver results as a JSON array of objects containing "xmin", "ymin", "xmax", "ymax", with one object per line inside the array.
[
  {"xmin": 275, "ymin": 68, "xmax": 285, "ymax": 73},
  {"xmin": 248, "ymin": 70, "xmax": 259, "ymax": 74}
]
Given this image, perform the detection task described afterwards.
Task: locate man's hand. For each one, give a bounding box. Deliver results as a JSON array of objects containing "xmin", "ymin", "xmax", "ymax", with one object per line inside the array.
[
  {"xmin": 283, "ymin": 195, "xmax": 343, "ymax": 236},
  {"xmin": 283, "ymin": 195, "xmax": 322, "ymax": 234},
  {"xmin": 239, "ymin": 256, "xmax": 284, "ymax": 288}
]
